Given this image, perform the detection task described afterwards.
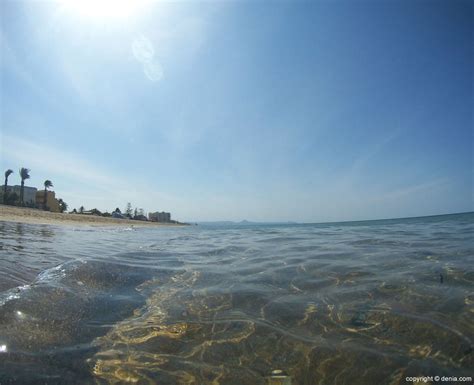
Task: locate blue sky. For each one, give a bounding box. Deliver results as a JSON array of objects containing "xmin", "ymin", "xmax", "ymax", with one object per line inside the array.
[{"xmin": 1, "ymin": 0, "xmax": 472, "ymax": 222}]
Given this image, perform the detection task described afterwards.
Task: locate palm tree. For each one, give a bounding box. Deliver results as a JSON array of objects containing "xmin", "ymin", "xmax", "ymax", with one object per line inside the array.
[
  {"xmin": 3, "ymin": 169, "xmax": 13, "ymax": 204},
  {"xmin": 43, "ymin": 180, "xmax": 53, "ymax": 210},
  {"xmin": 58, "ymin": 198, "xmax": 68, "ymax": 213},
  {"xmin": 19, "ymin": 168, "xmax": 30, "ymax": 206}
]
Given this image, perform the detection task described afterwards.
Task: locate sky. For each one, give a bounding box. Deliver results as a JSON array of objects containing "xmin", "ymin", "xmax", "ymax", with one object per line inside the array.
[{"xmin": 0, "ymin": 0, "xmax": 472, "ymax": 222}]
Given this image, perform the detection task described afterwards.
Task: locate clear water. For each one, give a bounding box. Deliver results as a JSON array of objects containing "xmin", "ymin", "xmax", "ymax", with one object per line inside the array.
[{"xmin": 0, "ymin": 213, "xmax": 473, "ymax": 384}]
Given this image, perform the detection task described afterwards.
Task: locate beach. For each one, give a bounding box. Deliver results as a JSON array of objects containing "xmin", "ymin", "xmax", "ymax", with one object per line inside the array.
[{"xmin": 0, "ymin": 204, "xmax": 182, "ymax": 227}]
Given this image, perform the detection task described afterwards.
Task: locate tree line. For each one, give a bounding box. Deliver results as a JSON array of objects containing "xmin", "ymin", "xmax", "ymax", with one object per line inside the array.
[{"xmin": 69, "ymin": 202, "xmax": 147, "ymax": 221}]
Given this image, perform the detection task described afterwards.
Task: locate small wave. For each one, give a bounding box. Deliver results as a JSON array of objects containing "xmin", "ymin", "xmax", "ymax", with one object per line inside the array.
[{"xmin": 349, "ymin": 238, "xmax": 407, "ymax": 247}]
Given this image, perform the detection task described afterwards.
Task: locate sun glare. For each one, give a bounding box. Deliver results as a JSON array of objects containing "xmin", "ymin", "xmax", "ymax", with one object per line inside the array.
[{"xmin": 58, "ymin": 0, "xmax": 149, "ymax": 21}]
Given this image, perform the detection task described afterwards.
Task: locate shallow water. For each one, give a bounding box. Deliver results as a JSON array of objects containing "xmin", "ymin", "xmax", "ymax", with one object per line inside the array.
[{"xmin": 0, "ymin": 213, "xmax": 473, "ymax": 384}]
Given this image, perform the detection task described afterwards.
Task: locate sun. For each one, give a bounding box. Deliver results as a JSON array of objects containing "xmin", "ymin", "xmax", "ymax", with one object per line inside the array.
[{"xmin": 58, "ymin": 0, "xmax": 149, "ymax": 21}]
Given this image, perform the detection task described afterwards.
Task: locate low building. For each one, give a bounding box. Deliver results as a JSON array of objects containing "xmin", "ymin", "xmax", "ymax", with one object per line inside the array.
[
  {"xmin": 148, "ymin": 211, "xmax": 171, "ymax": 222},
  {"xmin": 1, "ymin": 185, "xmax": 37, "ymax": 205},
  {"xmin": 36, "ymin": 190, "xmax": 60, "ymax": 212}
]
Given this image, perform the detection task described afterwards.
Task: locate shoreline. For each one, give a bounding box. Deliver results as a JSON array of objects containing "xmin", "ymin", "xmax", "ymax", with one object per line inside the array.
[{"xmin": 0, "ymin": 205, "xmax": 185, "ymax": 227}]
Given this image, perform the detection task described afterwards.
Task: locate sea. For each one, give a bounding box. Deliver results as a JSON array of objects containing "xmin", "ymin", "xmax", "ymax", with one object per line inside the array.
[{"xmin": 0, "ymin": 212, "xmax": 473, "ymax": 385}]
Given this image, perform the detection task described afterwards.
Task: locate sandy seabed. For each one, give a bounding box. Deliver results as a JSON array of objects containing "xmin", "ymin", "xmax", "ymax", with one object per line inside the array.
[{"xmin": 0, "ymin": 205, "xmax": 182, "ymax": 227}]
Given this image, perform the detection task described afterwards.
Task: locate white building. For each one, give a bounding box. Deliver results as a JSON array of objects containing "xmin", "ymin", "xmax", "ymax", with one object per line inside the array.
[
  {"xmin": 149, "ymin": 211, "xmax": 171, "ymax": 222},
  {"xmin": 2, "ymin": 185, "xmax": 38, "ymax": 205}
]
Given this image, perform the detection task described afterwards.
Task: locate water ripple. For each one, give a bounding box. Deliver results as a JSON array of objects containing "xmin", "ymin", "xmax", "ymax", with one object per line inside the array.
[{"xmin": 0, "ymin": 213, "xmax": 473, "ymax": 384}]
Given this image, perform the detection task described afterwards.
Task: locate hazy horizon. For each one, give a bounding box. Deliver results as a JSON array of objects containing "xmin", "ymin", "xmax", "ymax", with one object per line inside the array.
[
  {"xmin": 193, "ymin": 210, "xmax": 473, "ymax": 225},
  {"xmin": 1, "ymin": 0, "xmax": 472, "ymax": 222}
]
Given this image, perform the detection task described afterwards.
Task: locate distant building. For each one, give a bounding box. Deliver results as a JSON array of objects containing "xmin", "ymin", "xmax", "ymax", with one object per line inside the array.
[
  {"xmin": 1, "ymin": 185, "xmax": 37, "ymax": 205},
  {"xmin": 36, "ymin": 190, "xmax": 60, "ymax": 212},
  {"xmin": 149, "ymin": 211, "xmax": 171, "ymax": 222}
]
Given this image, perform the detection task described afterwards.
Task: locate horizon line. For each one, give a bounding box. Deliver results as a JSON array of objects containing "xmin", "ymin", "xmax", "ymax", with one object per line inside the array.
[{"xmin": 194, "ymin": 211, "xmax": 474, "ymax": 226}]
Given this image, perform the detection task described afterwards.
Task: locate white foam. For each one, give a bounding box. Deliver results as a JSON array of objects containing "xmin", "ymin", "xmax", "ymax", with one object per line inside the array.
[
  {"xmin": 35, "ymin": 264, "xmax": 67, "ymax": 283},
  {"xmin": 0, "ymin": 284, "xmax": 30, "ymax": 306}
]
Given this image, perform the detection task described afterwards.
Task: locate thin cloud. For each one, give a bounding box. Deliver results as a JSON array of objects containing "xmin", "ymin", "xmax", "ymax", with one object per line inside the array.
[
  {"xmin": 374, "ymin": 178, "xmax": 451, "ymax": 202},
  {"xmin": 340, "ymin": 129, "xmax": 402, "ymax": 186},
  {"xmin": 2, "ymin": 135, "xmax": 118, "ymax": 189}
]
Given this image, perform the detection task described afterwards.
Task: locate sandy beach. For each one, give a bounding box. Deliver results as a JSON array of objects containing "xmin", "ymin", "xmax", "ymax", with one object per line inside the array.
[{"xmin": 0, "ymin": 205, "xmax": 184, "ymax": 227}]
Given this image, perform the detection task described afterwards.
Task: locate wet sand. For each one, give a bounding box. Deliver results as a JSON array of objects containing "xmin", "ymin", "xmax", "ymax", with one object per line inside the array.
[{"xmin": 0, "ymin": 205, "xmax": 183, "ymax": 227}]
